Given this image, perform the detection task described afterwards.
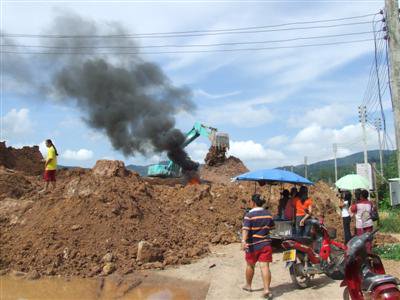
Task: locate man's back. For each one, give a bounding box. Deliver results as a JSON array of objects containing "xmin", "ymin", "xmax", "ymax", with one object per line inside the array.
[{"xmin": 243, "ymin": 207, "xmax": 275, "ymax": 252}]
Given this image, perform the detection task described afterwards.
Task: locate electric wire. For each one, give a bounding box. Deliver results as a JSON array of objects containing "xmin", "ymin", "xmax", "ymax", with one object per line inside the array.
[
  {"xmin": 1, "ymin": 14, "xmax": 379, "ymax": 39},
  {"xmin": 0, "ymin": 38, "xmax": 378, "ymax": 55},
  {"xmin": 1, "ymin": 31, "xmax": 378, "ymax": 50}
]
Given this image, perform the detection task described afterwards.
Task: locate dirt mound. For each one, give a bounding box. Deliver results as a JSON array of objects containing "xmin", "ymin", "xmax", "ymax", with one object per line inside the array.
[
  {"xmin": 201, "ymin": 156, "xmax": 248, "ymax": 184},
  {"xmin": 0, "ymin": 142, "xmax": 43, "ymax": 175},
  {"xmin": 0, "ymin": 161, "xmax": 251, "ymax": 277},
  {"xmin": 0, "ymin": 168, "xmax": 38, "ymax": 199},
  {"xmin": 204, "ymin": 146, "xmax": 227, "ymax": 166},
  {"xmin": 1, "ymin": 156, "xmax": 398, "ymax": 278},
  {"xmin": 92, "ymin": 160, "xmax": 131, "ymax": 177}
]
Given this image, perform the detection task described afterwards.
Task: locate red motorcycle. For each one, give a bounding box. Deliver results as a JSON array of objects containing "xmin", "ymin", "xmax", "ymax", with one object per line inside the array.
[
  {"xmin": 282, "ymin": 218, "xmax": 347, "ymax": 288},
  {"xmin": 341, "ymin": 229, "xmax": 400, "ymax": 300}
]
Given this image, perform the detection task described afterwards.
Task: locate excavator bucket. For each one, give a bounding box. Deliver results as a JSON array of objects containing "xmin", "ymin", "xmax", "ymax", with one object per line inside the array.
[{"xmin": 211, "ymin": 132, "xmax": 230, "ymax": 150}]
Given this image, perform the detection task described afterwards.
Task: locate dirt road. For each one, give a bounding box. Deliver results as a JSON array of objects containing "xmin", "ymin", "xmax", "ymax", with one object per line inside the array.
[
  {"xmin": 156, "ymin": 243, "xmax": 343, "ymax": 300},
  {"xmin": 3, "ymin": 242, "xmax": 399, "ymax": 299}
]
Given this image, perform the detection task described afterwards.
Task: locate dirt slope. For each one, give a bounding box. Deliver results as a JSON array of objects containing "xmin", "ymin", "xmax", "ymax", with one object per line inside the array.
[
  {"xmin": 0, "ymin": 148, "xmax": 397, "ymax": 277},
  {"xmin": 0, "ymin": 142, "xmax": 43, "ymax": 175}
]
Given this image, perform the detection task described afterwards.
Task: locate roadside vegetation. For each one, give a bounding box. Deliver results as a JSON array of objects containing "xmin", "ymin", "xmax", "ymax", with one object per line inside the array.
[
  {"xmin": 374, "ymin": 244, "xmax": 400, "ymax": 261},
  {"xmin": 378, "ymin": 209, "xmax": 400, "ymax": 233}
]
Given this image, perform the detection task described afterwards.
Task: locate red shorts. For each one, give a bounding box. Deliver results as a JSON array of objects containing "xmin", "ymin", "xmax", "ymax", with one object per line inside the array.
[
  {"xmin": 44, "ymin": 170, "xmax": 56, "ymax": 182},
  {"xmin": 245, "ymin": 245, "xmax": 272, "ymax": 265}
]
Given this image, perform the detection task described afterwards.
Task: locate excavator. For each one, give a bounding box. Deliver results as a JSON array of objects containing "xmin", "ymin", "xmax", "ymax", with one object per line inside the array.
[{"xmin": 147, "ymin": 121, "xmax": 230, "ymax": 177}]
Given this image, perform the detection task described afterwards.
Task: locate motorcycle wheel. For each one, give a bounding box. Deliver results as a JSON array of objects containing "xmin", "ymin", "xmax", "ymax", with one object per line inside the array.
[
  {"xmin": 342, "ymin": 287, "xmax": 350, "ymax": 300},
  {"xmin": 289, "ymin": 257, "xmax": 312, "ymax": 289}
]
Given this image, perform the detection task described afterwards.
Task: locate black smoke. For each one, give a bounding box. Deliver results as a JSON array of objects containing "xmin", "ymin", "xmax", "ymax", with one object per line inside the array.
[{"xmin": 3, "ymin": 12, "xmax": 198, "ymax": 171}]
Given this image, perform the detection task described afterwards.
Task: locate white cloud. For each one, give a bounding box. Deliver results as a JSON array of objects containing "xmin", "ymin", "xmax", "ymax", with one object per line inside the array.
[
  {"xmin": 288, "ymin": 104, "xmax": 352, "ymax": 128},
  {"xmin": 194, "ymin": 89, "xmax": 242, "ymax": 99},
  {"xmin": 201, "ymin": 95, "xmax": 278, "ymax": 128},
  {"xmin": 39, "ymin": 141, "xmax": 47, "ymax": 157},
  {"xmin": 229, "ymin": 140, "xmax": 286, "ymax": 163},
  {"xmin": 266, "ymin": 135, "xmax": 288, "ymax": 147},
  {"xmin": 62, "ymin": 149, "xmax": 94, "ymax": 161},
  {"xmin": 186, "ymin": 141, "xmax": 209, "ymax": 163},
  {"xmin": 87, "ymin": 131, "xmax": 104, "ymax": 142},
  {"xmin": 129, "ymin": 153, "xmax": 166, "ymax": 166},
  {"xmin": 1, "ymin": 108, "xmax": 32, "ymax": 139},
  {"xmin": 205, "ymin": 105, "xmax": 273, "ymax": 128},
  {"xmin": 287, "ymin": 123, "xmax": 381, "ymax": 164}
]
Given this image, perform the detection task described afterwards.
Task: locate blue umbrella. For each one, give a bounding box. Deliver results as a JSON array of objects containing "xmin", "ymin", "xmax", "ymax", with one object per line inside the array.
[{"xmin": 234, "ymin": 169, "xmax": 314, "ymax": 185}]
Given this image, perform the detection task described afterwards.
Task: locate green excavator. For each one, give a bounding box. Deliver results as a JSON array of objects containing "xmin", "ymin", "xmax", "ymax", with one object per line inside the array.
[{"xmin": 147, "ymin": 121, "xmax": 230, "ymax": 177}]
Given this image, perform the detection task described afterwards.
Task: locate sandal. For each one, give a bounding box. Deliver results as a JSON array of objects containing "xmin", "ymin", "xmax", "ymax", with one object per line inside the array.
[{"xmin": 263, "ymin": 292, "xmax": 273, "ymax": 299}]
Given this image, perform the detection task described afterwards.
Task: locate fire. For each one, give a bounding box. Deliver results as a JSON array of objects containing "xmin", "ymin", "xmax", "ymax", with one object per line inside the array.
[
  {"xmin": 188, "ymin": 177, "xmax": 201, "ymax": 185},
  {"xmin": 183, "ymin": 169, "xmax": 201, "ymax": 185}
]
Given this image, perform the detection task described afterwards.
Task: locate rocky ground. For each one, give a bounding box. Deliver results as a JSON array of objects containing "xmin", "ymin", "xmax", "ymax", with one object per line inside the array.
[{"xmin": 0, "ymin": 143, "xmax": 398, "ymax": 279}]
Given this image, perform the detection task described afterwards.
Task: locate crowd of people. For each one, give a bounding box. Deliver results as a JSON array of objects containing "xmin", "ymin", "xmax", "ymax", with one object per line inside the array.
[
  {"xmin": 241, "ymin": 186, "xmax": 378, "ymax": 299},
  {"xmin": 275, "ymin": 185, "xmax": 377, "ymax": 240}
]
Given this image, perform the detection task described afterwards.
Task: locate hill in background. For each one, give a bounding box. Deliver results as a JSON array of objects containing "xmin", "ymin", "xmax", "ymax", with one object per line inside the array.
[{"xmin": 280, "ymin": 150, "xmax": 395, "ymax": 183}]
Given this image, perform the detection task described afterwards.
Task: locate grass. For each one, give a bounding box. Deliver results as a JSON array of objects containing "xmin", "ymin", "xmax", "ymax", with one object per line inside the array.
[
  {"xmin": 378, "ymin": 210, "xmax": 400, "ymax": 233},
  {"xmin": 374, "ymin": 244, "xmax": 400, "ymax": 261}
]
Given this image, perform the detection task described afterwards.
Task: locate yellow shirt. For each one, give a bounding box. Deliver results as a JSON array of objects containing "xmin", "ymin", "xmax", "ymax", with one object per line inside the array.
[{"xmin": 46, "ymin": 146, "xmax": 57, "ymax": 171}]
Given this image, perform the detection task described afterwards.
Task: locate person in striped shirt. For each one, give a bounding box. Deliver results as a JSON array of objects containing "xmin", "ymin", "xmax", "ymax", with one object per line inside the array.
[{"xmin": 242, "ymin": 194, "xmax": 275, "ymax": 299}]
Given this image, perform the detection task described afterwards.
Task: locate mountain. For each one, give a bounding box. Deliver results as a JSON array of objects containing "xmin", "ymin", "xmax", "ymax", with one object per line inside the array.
[{"xmin": 280, "ymin": 150, "xmax": 395, "ymax": 184}]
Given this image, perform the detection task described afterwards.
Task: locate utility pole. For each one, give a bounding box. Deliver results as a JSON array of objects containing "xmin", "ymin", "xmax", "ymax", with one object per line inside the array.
[
  {"xmin": 358, "ymin": 105, "xmax": 368, "ymax": 164},
  {"xmin": 385, "ymin": 0, "xmax": 400, "ymax": 177},
  {"xmin": 374, "ymin": 118, "xmax": 384, "ymax": 176},
  {"xmin": 333, "ymin": 143, "xmax": 338, "ymax": 182},
  {"xmin": 304, "ymin": 156, "xmax": 308, "ymax": 179}
]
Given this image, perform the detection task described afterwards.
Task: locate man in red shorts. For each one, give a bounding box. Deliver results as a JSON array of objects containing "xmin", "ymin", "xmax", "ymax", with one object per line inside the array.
[{"xmin": 242, "ymin": 194, "xmax": 275, "ymax": 299}]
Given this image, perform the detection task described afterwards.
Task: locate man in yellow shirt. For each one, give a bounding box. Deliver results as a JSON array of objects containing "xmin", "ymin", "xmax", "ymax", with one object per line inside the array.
[{"xmin": 40, "ymin": 139, "xmax": 58, "ymax": 193}]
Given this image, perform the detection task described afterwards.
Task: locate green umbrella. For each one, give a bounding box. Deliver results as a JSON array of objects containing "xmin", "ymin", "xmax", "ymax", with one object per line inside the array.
[{"xmin": 335, "ymin": 174, "xmax": 370, "ymax": 190}]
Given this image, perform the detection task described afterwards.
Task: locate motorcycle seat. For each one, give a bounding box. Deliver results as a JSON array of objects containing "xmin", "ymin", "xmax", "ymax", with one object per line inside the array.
[
  {"xmin": 362, "ymin": 272, "xmax": 400, "ymax": 292},
  {"xmin": 283, "ymin": 236, "xmax": 313, "ymax": 245}
]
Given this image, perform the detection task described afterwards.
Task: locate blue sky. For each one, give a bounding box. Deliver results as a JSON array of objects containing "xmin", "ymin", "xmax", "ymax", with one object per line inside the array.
[{"xmin": 1, "ymin": 0, "xmax": 396, "ymax": 170}]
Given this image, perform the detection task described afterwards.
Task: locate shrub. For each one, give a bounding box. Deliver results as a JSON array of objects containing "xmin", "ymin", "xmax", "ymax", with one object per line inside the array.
[
  {"xmin": 379, "ymin": 211, "xmax": 400, "ymax": 233},
  {"xmin": 374, "ymin": 244, "xmax": 400, "ymax": 261}
]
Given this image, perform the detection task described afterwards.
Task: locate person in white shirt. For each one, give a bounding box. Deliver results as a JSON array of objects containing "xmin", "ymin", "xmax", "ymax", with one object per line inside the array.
[{"xmin": 339, "ymin": 190, "xmax": 352, "ymax": 244}]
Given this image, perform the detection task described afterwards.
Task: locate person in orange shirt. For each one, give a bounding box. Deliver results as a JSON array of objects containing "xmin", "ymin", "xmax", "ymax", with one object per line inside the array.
[{"xmin": 294, "ymin": 186, "xmax": 313, "ymax": 236}]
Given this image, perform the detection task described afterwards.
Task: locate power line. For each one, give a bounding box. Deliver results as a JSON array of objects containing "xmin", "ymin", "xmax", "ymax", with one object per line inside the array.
[
  {"xmin": 1, "ymin": 13, "xmax": 378, "ymax": 37},
  {"xmin": 1, "ymin": 38, "xmax": 377, "ymax": 55},
  {"xmin": 1, "ymin": 31, "xmax": 378, "ymax": 50},
  {"xmin": 361, "ymin": 17, "xmax": 385, "ymax": 102},
  {"xmin": 1, "ymin": 21, "xmax": 377, "ymax": 39},
  {"xmin": 361, "ymin": 22, "xmax": 386, "ymax": 107}
]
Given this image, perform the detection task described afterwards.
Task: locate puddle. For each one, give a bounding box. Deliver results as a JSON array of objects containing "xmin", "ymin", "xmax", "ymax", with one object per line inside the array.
[{"xmin": 0, "ymin": 274, "xmax": 208, "ymax": 300}]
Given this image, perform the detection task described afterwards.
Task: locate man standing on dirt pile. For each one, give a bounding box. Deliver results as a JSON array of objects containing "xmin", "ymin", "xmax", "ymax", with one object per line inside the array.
[
  {"xmin": 242, "ymin": 194, "xmax": 275, "ymax": 299},
  {"xmin": 39, "ymin": 139, "xmax": 58, "ymax": 193}
]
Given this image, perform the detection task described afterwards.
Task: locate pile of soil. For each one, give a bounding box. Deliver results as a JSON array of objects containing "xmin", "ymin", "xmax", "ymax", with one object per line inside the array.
[
  {"xmin": 204, "ymin": 146, "xmax": 227, "ymax": 167},
  {"xmin": 201, "ymin": 156, "xmax": 248, "ymax": 184},
  {"xmin": 0, "ymin": 147, "xmax": 398, "ymax": 278},
  {"xmin": 0, "ymin": 142, "xmax": 43, "ymax": 176},
  {"xmin": 0, "ymin": 161, "xmax": 253, "ymax": 277},
  {"xmin": 0, "ymin": 167, "xmax": 38, "ymax": 199}
]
